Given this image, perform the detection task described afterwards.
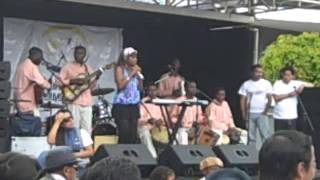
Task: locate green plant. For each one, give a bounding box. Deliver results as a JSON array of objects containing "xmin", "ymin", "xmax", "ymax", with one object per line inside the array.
[{"xmin": 260, "ymin": 32, "xmax": 320, "ymax": 86}]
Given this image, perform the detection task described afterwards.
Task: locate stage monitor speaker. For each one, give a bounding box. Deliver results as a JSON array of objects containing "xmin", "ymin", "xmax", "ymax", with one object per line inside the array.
[
  {"xmin": 159, "ymin": 145, "xmax": 216, "ymax": 177},
  {"xmin": 213, "ymin": 144, "xmax": 258, "ymax": 176},
  {"xmin": 0, "ymin": 62, "xmax": 11, "ymax": 81},
  {"xmin": 0, "ymin": 81, "xmax": 11, "ymax": 99},
  {"xmin": 91, "ymin": 144, "xmax": 157, "ymax": 177}
]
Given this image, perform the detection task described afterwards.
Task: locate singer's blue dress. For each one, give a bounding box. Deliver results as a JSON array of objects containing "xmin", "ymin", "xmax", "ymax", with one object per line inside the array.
[{"xmin": 113, "ymin": 68, "xmax": 140, "ymax": 105}]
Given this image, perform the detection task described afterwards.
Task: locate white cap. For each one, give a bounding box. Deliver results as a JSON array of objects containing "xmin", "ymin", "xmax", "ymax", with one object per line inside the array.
[{"xmin": 123, "ymin": 47, "xmax": 138, "ymax": 58}]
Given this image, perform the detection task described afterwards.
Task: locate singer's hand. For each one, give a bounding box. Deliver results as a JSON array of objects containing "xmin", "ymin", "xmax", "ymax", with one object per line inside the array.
[{"xmin": 129, "ymin": 65, "xmax": 141, "ymax": 78}]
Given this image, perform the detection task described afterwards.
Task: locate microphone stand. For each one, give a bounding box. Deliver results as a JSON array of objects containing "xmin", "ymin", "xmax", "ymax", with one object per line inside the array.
[
  {"xmin": 46, "ymin": 53, "xmax": 66, "ymax": 115},
  {"xmin": 297, "ymin": 92, "xmax": 315, "ymax": 132},
  {"xmin": 184, "ymin": 79, "xmax": 212, "ymax": 145}
]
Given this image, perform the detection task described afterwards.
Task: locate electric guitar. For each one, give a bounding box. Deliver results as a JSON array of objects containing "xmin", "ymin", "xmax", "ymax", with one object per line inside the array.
[{"xmin": 62, "ymin": 62, "xmax": 115, "ymax": 103}]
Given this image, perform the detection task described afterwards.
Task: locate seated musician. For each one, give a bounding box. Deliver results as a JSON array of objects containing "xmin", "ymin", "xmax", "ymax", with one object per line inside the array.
[
  {"xmin": 47, "ymin": 109, "xmax": 94, "ymax": 159},
  {"xmin": 171, "ymin": 81, "xmax": 205, "ymax": 145},
  {"xmin": 139, "ymin": 84, "xmax": 166, "ymax": 158},
  {"xmin": 205, "ymin": 87, "xmax": 247, "ymax": 145}
]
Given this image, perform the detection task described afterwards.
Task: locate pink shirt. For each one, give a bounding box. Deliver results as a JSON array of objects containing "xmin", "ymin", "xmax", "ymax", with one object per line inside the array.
[
  {"xmin": 206, "ymin": 100, "xmax": 235, "ymax": 131},
  {"xmin": 158, "ymin": 73, "xmax": 184, "ymax": 98},
  {"xmin": 139, "ymin": 97, "xmax": 166, "ymax": 128},
  {"xmin": 171, "ymin": 96, "xmax": 205, "ymax": 128},
  {"xmin": 59, "ymin": 62, "xmax": 94, "ymax": 106},
  {"xmin": 15, "ymin": 59, "xmax": 50, "ymax": 112}
]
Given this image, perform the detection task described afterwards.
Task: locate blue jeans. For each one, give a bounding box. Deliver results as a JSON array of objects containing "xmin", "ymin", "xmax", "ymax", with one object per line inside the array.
[{"xmin": 248, "ymin": 113, "xmax": 271, "ymax": 146}]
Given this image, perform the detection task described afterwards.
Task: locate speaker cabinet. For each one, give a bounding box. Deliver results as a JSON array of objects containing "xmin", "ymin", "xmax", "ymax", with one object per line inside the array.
[
  {"xmin": 159, "ymin": 145, "xmax": 216, "ymax": 177},
  {"xmin": 91, "ymin": 144, "xmax": 157, "ymax": 177},
  {"xmin": 213, "ymin": 144, "xmax": 258, "ymax": 176}
]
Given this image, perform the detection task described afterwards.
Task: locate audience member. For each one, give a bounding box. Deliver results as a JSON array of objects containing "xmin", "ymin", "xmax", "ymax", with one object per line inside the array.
[
  {"xmin": 0, "ymin": 152, "xmax": 39, "ymax": 180},
  {"xmin": 206, "ymin": 168, "xmax": 251, "ymax": 180},
  {"xmin": 199, "ymin": 156, "xmax": 224, "ymax": 180},
  {"xmin": 47, "ymin": 109, "xmax": 94, "ymax": 158},
  {"xmin": 80, "ymin": 156, "xmax": 141, "ymax": 180},
  {"xmin": 38, "ymin": 146, "xmax": 78, "ymax": 180},
  {"xmin": 259, "ymin": 130, "xmax": 316, "ymax": 180},
  {"xmin": 149, "ymin": 166, "xmax": 175, "ymax": 180}
]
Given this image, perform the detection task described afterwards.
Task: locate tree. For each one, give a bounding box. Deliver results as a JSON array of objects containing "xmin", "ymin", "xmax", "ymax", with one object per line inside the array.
[{"xmin": 260, "ymin": 32, "xmax": 320, "ymax": 86}]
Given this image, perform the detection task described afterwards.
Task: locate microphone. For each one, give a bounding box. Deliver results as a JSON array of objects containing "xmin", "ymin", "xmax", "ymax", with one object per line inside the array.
[
  {"xmin": 137, "ymin": 72, "xmax": 144, "ymax": 80},
  {"xmin": 42, "ymin": 59, "xmax": 61, "ymax": 73}
]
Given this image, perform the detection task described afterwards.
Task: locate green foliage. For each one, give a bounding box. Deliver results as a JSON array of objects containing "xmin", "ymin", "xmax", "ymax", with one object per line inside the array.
[{"xmin": 260, "ymin": 32, "xmax": 320, "ymax": 86}]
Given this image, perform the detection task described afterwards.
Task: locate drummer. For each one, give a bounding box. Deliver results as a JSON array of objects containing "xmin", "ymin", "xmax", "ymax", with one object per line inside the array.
[
  {"xmin": 138, "ymin": 84, "xmax": 166, "ymax": 158},
  {"xmin": 205, "ymin": 87, "xmax": 247, "ymax": 145}
]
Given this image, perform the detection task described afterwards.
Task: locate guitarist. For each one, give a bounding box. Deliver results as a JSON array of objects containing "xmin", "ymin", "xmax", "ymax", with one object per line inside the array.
[
  {"xmin": 15, "ymin": 47, "xmax": 51, "ymax": 115},
  {"xmin": 59, "ymin": 46, "xmax": 101, "ymax": 133}
]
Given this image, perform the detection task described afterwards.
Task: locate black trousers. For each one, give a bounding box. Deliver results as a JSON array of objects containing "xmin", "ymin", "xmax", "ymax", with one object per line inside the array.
[
  {"xmin": 274, "ymin": 119, "xmax": 297, "ymax": 131},
  {"xmin": 112, "ymin": 104, "xmax": 139, "ymax": 144}
]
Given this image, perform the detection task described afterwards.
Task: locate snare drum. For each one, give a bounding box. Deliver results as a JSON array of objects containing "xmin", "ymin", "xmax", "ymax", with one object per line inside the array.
[{"xmin": 93, "ymin": 99, "xmax": 112, "ymax": 121}]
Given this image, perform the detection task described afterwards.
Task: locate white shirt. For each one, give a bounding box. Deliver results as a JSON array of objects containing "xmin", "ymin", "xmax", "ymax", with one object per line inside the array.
[
  {"xmin": 272, "ymin": 80, "xmax": 304, "ymax": 119},
  {"xmin": 80, "ymin": 129, "xmax": 93, "ymax": 147},
  {"xmin": 238, "ymin": 79, "xmax": 273, "ymax": 113},
  {"xmin": 51, "ymin": 173, "xmax": 66, "ymax": 180}
]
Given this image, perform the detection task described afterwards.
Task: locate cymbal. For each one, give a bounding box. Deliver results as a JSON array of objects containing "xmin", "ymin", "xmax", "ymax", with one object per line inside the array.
[
  {"xmin": 41, "ymin": 103, "xmax": 65, "ymax": 109},
  {"xmin": 91, "ymin": 88, "xmax": 115, "ymax": 96}
]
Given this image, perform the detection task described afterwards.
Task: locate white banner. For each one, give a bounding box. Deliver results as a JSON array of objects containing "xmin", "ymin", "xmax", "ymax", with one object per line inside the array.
[{"xmin": 4, "ymin": 18, "xmax": 123, "ymax": 106}]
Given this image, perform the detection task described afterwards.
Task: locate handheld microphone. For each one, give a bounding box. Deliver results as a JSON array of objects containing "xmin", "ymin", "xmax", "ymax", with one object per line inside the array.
[{"xmin": 137, "ymin": 72, "xmax": 144, "ymax": 80}]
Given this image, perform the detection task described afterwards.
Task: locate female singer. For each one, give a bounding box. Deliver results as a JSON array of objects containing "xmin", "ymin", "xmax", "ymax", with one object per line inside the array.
[{"xmin": 112, "ymin": 47, "xmax": 143, "ymax": 144}]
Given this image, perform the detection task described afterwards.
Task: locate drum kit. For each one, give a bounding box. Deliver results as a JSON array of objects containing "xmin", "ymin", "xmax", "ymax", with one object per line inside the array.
[
  {"xmin": 37, "ymin": 85, "xmax": 117, "ymax": 136},
  {"xmin": 91, "ymin": 88, "xmax": 117, "ymax": 136}
]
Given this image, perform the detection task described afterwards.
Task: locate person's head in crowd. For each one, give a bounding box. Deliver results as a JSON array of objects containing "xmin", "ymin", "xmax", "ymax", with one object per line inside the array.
[
  {"xmin": 117, "ymin": 47, "xmax": 138, "ymax": 67},
  {"xmin": 74, "ymin": 45, "xmax": 87, "ymax": 64},
  {"xmin": 259, "ymin": 130, "xmax": 316, "ymax": 180},
  {"xmin": 81, "ymin": 156, "xmax": 141, "ymax": 180},
  {"xmin": 0, "ymin": 152, "xmax": 39, "ymax": 180},
  {"xmin": 214, "ymin": 87, "xmax": 226, "ymax": 103},
  {"xmin": 168, "ymin": 58, "xmax": 181, "ymax": 75},
  {"xmin": 55, "ymin": 109, "xmax": 74, "ymax": 129},
  {"xmin": 29, "ymin": 47, "xmax": 44, "ymax": 65},
  {"xmin": 281, "ymin": 66, "xmax": 296, "ymax": 83},
  {"xmin": 185, "ymin": 81, "xmax": 197, "ymax": 98},
  {"xmin": 251, "ymin": 64, "xmax": 263, "ymax": 81},
  {"xmin": 206, "ymin": 168, "xmax": 251, "ymax": 180},
  {"xmin": 147, "ymin": 83, "xmax": 158, "ymax": 99},
  {"xmin": 40, "ymin": 146, "xmax": 78, "ymax": 180},
  {"xmin": 200, "ymin": 156, "xmax": 224, "ymax": 177},
  {"xmin": 149, "ymin": 166, "xmax": 175, "ymax": 180}
]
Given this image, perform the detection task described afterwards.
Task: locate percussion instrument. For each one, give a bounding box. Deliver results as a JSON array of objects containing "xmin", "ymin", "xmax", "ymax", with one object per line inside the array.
[
  {"xmin": 150, "ymin": 126, "xmax": 169, "ymax": 144},
  {"xmin": 197, "ymin": 126, "xmax": 220, "ymax": 146},
  {"xmin": 92, "ymin": 98, "xmax": 112, "ymax": 121}
]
